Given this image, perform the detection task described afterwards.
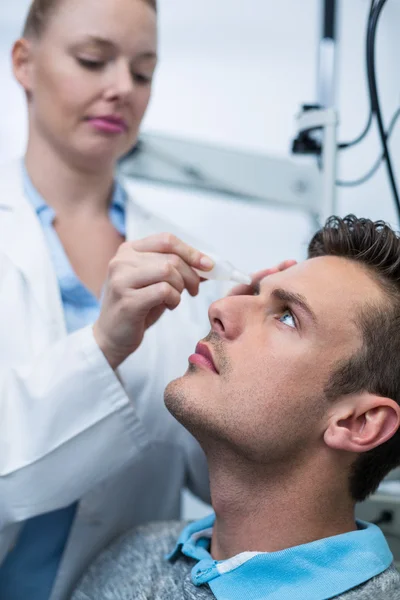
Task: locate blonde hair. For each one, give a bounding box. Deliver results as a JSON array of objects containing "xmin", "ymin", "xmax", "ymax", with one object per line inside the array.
[{"xmin": 23, "ymin": 0, "xmax": 157, "ymax": 38}]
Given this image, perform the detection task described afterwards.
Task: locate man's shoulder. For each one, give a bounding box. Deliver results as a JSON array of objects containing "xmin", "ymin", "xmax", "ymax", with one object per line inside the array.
[
  {"xmin": 336, "ymin": 565, "xmax": 400, "ymax": 599},
  {"xmin": 72, "ymin": 521, "xmax": 214, "ymax": 600},
  {"xmin": 120, "ymin": 520, "xmax": 185, "ymax": 554}
]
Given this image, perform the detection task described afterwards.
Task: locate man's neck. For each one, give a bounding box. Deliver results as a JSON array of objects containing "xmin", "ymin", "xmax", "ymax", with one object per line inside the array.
[
  {"xmin": 207, "ymin": 451, "xmax": 357, "ymax": 561},
  {"xmin": 24, "ymin": 130, "xmax": 116, "ymax": 219}
]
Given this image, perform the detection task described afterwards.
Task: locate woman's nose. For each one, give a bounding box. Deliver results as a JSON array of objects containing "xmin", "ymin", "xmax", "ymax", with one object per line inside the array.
[{"xmin": 104, "ymin": 60, "xmax": 135, "ymax": 101}]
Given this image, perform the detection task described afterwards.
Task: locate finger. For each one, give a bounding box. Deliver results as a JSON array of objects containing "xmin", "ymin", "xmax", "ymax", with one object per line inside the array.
[
  {"xmin": 227, "ymin": 260, "xmax": 297, "ymax": 297},
  {"xmin": 227, "ymin": 269, "xmax": 276, "ymax": 297},
  {"xmin": 276, "ymin": 259, "xmax": 297, "ymax": 271},
  {"xmin": 145, "ymin": 305, "xmax": 168, "ymax": 330},
  {"xmin": 163, "ymin": 254, "xmax": 201, "ymax": 296},
  {"xmin": 131, "ymin": 282, "xmax": 182, "ymax": 315},
  {"xmin": 109, "ymin": 262, "xmax": 186, "ymax": 297},
  {"xmin": 129, "ymin": 252, "xmax": 201, "ymax": 297},
  {"xmin": 140, "ymin": 262, "xmax": 188, "ymax": 295},
  {"xmin": 129, "ymin": 233, "xmax": 215, "ymax": 272}
]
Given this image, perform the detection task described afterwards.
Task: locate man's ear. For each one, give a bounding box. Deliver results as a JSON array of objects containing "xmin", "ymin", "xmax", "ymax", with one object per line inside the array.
[
  {"xmin": 12, "ymin": 38, "xmax": 34, "ymax": 94},
  {"xmin": 324, "ymin": 393, "xmax": 400, "ymax": 453}
]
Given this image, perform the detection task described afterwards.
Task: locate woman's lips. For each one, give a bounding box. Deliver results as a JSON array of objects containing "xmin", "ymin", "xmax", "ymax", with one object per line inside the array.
[
  {"xmin": 188, "ymin": 343, "xmax": 218, "ymax": 373},
  {"xmin": 87, "ymin": 116, "xmax": 128, "ymax": 134}
]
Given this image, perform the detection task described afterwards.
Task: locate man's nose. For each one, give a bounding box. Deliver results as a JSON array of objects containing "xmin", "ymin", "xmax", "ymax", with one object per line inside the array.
[{"xmin": 208, "ymin": 296, "xmax": 249, "ymax": 341}]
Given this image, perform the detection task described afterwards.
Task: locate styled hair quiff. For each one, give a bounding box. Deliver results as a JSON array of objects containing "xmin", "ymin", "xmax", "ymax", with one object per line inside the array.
[
  {"xmin": 309, "ymin": 215, "xmax": 400, "ymax": 502},
  {"xmin": 23, "ymin": 0, "xmax": 157, "ymax": 38}
]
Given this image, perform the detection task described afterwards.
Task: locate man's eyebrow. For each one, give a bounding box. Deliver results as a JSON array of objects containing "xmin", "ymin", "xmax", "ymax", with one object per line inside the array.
[{"xmin": 271, "ymin": 288, "xmax": 318, "ymax": 325}]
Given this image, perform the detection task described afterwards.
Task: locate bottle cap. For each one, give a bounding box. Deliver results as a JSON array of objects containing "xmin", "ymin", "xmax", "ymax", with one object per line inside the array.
[{"xmin": 231, "ymin": 270, "xmax": 252, "ymax": 285}]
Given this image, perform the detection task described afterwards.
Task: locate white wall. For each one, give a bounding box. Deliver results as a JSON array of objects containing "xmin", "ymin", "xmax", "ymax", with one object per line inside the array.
[{"xmin": 1, "ymin": 0, "xmax": 399, "ymax": 516}]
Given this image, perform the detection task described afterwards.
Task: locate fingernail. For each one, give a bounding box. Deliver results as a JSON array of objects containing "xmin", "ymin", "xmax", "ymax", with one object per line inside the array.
[{"xmin": 200, "ymin": 255, "xmax": 214, "ymax": 269}]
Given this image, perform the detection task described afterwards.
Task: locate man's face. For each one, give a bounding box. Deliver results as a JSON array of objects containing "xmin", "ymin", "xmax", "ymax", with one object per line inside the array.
[{"xmin": 165, "ymin": 256, "xmax": 386, "ymax": 464}]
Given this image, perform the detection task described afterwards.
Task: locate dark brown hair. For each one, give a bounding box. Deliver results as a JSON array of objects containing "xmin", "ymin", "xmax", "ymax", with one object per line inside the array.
[
  {"xmin": 308, "ymin": 214, "xmax": 400, "ymax": 502},
  {"xmin": 23, "ymin": 0, "xmax": 157, "ymax": 39}
]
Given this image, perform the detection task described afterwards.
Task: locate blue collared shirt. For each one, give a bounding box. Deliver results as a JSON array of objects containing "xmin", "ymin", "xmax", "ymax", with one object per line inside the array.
[
  {"xmin": 168, "ymin": 514, "xmax": 393, "ymax": 600},
  {"xmin": 22, "ymin": 163, "xmax": 127, "ymax": 332},
  {"xmin": 0, "ymin": 163, "xmax": 127, "ymax": 599}
]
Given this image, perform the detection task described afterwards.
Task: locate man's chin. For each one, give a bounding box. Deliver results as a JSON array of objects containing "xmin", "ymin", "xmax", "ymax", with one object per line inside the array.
[
  {"xmin": 164, "ymin": 375, "xmax": 220, "ymax": 447},
  {"xmin": 164, "ymin": 365, "xmax": 198, "ymax": 405},
  {"xmin": 164, "ymin": 374, "xmax": 202, "ymax": 431},
  {"xmin": 164, "ymin": 377, "xmax": 186, "ymax": 418}
]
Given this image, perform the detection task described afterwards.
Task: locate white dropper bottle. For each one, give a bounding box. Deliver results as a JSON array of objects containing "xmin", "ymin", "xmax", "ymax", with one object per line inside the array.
[{"xmin": 194, "ymin": 252, "xmax": 252, "ymax": 285}]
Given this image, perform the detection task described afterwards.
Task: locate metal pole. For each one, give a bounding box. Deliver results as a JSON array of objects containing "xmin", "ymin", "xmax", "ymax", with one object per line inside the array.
[
  {"xmin": 295, "ymin": 107, "xmax": 339, "ymax": 222},
  {"xmin": 318, "ymin": 0, "xmax": 338, "ymax": 108},
  {"xmin": 321, "ymin": 108, "xmax": 339, "ymax": 220}
]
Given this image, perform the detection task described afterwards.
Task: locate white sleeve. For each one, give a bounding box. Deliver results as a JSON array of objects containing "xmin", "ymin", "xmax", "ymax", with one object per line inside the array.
[{"xmin": 0, "ymin": 326, "xmax": 149, "ymax": 525}]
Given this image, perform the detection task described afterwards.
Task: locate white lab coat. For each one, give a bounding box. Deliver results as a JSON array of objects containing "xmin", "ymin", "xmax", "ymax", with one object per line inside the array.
[{"xmin": 0, "ymin": 161, "xmax": 220, "ymax": 599}]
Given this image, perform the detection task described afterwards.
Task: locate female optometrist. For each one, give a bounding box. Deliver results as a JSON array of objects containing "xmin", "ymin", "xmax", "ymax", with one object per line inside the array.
[{"xmin": 0, "ymin": 0, "xmax": 229, "ymax": 598}]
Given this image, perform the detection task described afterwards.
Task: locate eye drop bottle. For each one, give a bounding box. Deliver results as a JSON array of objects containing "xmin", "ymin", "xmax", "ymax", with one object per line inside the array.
[{"xmin": 194, "ymin": 253, "xmax": 252, "ymax": 285}]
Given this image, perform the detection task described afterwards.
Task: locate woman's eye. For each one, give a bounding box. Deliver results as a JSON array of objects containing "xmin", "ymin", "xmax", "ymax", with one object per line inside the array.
[
  {"xmin": 132, "ymin": 73, "xmax": 152, "ymax": 85},
  {"xmin": 279, "ymin": 310, "xmax": 296, "ymax": 329},
  {"xmin": 77, "ymin": 58, "xmax": 105, "ymax": 70}
]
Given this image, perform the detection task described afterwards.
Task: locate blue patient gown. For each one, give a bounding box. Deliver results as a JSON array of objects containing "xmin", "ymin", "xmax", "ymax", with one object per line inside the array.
[{"xmin": 0, "ymin": 164, "xmax": 126, "ymax": 599}]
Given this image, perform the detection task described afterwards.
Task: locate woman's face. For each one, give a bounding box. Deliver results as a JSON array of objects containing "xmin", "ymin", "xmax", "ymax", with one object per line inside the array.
[{"xmin": 16, "ymin": 0, "xmax": 157, "ymax": 168}]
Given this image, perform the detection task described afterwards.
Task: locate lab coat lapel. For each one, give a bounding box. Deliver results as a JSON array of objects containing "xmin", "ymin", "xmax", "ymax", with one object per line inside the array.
[{"xmin": 0, "ymin": 160, "xmax": 65, "ymax": 336}]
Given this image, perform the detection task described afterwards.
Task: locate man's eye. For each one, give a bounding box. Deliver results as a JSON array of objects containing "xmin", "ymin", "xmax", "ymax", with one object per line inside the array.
[{"xmin": 279, "ymin": 310, "xmax": 296, "ymax": 329}]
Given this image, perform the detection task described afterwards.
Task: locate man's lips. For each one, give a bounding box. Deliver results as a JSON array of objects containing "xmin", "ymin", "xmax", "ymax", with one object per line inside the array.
[{"xmin": 188, "ymin": 342, "xmax": 219, "ymax": 374}]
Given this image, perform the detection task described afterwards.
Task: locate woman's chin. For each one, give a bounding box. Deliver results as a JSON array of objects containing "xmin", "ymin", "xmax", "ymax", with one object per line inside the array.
[{"xmin": 72, "ymin": 142, "xmax": 126, "ymax": 170}]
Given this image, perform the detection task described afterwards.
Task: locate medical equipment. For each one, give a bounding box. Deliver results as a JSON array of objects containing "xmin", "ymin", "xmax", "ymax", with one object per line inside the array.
[
  {"xmin": 194, "ymin": 253, "xmax": 251, "ymax": 285},
  {"xmin": 294, "ymin": 0, "xmax": 400, "ymax": 218},
  {"xmin": 121, "ymin": 0, "xmax": 400, "ymax": 226}
]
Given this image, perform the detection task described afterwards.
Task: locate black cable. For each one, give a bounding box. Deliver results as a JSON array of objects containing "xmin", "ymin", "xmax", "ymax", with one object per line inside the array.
[
  {"xmin": 367, "ymin": 0, "xmax": 400, "ymax": 221},
  {"xmin": 338, "ymin": 0, "xmax": 376, "ymax": 150},
  {"xmin": 338, "ymin": 113, "xmax": 373, "ymax": 150},
  {"xmin": 337, "ymin": 106, "xmax": 400, "ymax": 187}
]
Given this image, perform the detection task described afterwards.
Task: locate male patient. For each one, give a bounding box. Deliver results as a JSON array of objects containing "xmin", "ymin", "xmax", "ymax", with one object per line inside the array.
[{"xmin": 73, "ymin": 215, "xmax": 400, "ymax": 599}]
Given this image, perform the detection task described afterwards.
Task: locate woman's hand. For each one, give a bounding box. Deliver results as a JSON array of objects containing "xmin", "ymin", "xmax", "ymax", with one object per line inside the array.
[{"xmin": 93, "ymin": 234, "xmax": 214, "ymax": 369}]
